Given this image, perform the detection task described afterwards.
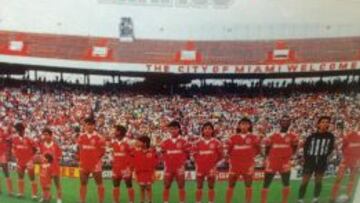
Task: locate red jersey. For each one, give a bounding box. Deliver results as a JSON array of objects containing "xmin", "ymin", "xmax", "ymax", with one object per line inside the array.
[
  {"xmin": 132, "ymin": 148, "xmax": 158, "ymax": 173},
  {"xmin": 111, "ymin": 139, "xmax": 133, "ymax": 170},
  {"xmin": 192, "ymin": 138, "xmax": 223, "ymax": 172},
  {"xmin": 77, "ymin": 132, "xmax": 105, "ymax": 171},
  {"xmin": 342, "ymin": 131, "xmax": 360, "ymax": 162},
  {"xmin": 160, "ymin": 137, "xmax": 190, "ymax": 172},
  {"xmin": 12, "ymin": 136, "xmax": 37, "ymax": 166},
  {"xmin": 39, "ymin": 141, "xmax": 62, "ymax": 175},
  {"xmin": 0, "ymin": 128, "xmax": 11, "ymax": 156},
  {"xmin": 265, "ymin": 132, "xmax": 299, "ymax": 160},
  {"xmin": 227, "ymin": 134, "xmax": 260, "ymax": 167}
]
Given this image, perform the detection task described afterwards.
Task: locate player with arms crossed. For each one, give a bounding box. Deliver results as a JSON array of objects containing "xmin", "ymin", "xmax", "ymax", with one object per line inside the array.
[
  {"xmin": 261, "ymin": 115, "xmax": 299, "ymax": 203},
  {"xmin": 192, "ymin": 122, "xmax": 223, "ymax": 203},
  {"xmin": 330, "ymin": 126, "xmax": 360, "ymax": 203},
  {"xmin": 77, "ymin": 117, "xmax": 106, "ymax": 203},
  {"xmin": 160, "ymin": 120, "xmax": 190, "ymax": 203},
  {"xmin": 226, "ymin": 117, "xmax": 261, "ymax": 203}
]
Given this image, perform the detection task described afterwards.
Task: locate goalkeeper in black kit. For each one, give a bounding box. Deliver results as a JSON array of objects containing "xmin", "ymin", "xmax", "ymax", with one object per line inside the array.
[{"xmin": 298, "ymin": 116, "xmax": 335, "ymax": 203}]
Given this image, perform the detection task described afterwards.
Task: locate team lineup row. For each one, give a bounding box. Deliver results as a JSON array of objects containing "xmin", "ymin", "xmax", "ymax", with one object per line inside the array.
[{"xmin": 0, "ymin": 116, "xmax": 359, "ymax": 203}]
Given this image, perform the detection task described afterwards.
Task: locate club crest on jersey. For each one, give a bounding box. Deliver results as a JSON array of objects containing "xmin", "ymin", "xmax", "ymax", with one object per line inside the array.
[
  {"xmin": 176, "ymin": 143, "xmax": 182, "ymax": 148},
  {"xmin": 245, "ymin": 138, "xmax": 251, "ymax": 144},
  {"xmin": 146, "ymin": 153, "xmax": 152, "ymax": 158},
  {"xmin": 120, "ymin": 145, "xmax": 125, "ymax": 151},
  {"xmin": 209, "ymin": 143, "xmax": 215, "ymax": 149},
  {"xmin": 91, "ymin": 139, "xmax": 96, "ymax": 145}
]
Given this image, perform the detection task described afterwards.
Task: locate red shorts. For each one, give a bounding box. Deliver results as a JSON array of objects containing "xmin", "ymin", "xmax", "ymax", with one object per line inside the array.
[
  {"xmin": 17, "ymin": 160, "xmax": 35, "ymax": 172},
  {"xmin": 51, "ymin": 164, "xmax": 61, "ymax": 177},
  {"xmin": 229, "ymin": 163, "xmax": 255, "ymax": 176},
  {"xmin": 80, "ymin": 161, "xmax": 102, "ymax": 174},
  {"xmin": 136, "ymin": 171, "xmax": 154, "ymax": 185},
  {"xmin": 112, "ymin": 167, "xmax": 132, "ymax": 179},
  {"xmin": 196, "ymin": 167, "xmax": 217, "ymax": 177},
  {"xmin": 164, "ymin": 167, "xmax": 185, "ymax": 179},
  {"xmin": 0, "ymin": 154, "xmax": 7, "ymax": 164},
  {"xmin": 339, "ymin": 159, "xmax": 360, "ymax": 172},
  {"xmin": 265, "ymin": 158, "xmax": 291, "ymax": 174}
]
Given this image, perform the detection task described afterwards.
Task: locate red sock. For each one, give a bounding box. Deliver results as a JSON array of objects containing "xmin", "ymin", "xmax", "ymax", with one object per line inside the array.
[
  {"xmin": 261, "ymin": 188, "xmax": 269, "ymax": 203},
  {"xmin": 147, "ymin": 186, "xmax": 153, "ymax": 202},
  {"xmin": 226, "ymin": 187, "xmax": 234, "ymax": 203},
  {"xmin": 113, "ymin": 187, "xmax": 120, "ymax": 203},
  {"xmin": 80, "ymin": 185, "xmax": 87, "ymax": 203},
  {"xmin": 347, "ymin": 179, "xmax": 355, "ymax": 197},
  {"xmin": 208, "ymin": 189, "xmax": 215, "ymax": 202},
  {"xmin": 97, "ymin": 185, "xmax": 105, "ymax": 203},
  {"xmin": 163, "ymin": 189, "xmax": 170, "ymax": 202},
  {"xmin": 31, "ymin": 182, "xmax": 38, "ymax": 197},
  {"xmin": 128, "ymin": 188, "xmax": 134, "ymax": 202},
  {"xmin": 196, "ymin": 189, "xmax": 202, "ymax": 202},
  {"xmin": 331, "ymin": 182, "xmax": 340, "ymax": 200},
  {"xmin": 282, "ymin": 187, "xmax": 290, "ymax": 203},
  {"xmin": 43, "ymin": 188, "xmax": 50, "ymax": 200},
  {"xmin": 179, "ymin": 188, "xmax": 186, "ymax": 202},
  {"xmin": 18, "ymin": 180, "xmax": 24, "ymax": 195},
  {"xmin": 245, "ymin": 187, "xmax": 253, "ymax": 203},
  {"xmin": 6, "ymin": 178, "xmax": 13, "ymax": 194},
  {"xmin": 140, "ymin": 188, "xmax": 146, "ymax": 202},
  {"xmin": 56, "ymin": 185, "xmax": 62, "ymax": 199}
]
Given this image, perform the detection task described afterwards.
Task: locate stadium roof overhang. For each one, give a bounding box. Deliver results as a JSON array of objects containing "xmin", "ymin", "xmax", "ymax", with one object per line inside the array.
[{"xmin": 1, "ymin": 62, "xmax": 360, "ymax": 82}]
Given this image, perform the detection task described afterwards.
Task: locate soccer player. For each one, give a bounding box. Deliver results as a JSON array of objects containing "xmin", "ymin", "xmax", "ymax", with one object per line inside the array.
[
  {"xmin": 330, "ymin": 127, "xmax": 360, "ymax": 203},
  {"xmin": 132, "ymin": 135, "xmax": 158, "ymax": 203},
  {"xmin": 12, "ymin": 122, "xmax": 38, "ymax": 199},
  {"xmin": 111, "ymin": 125, "xmax": 135, "ymax": 203},
  {"xmin": 160, "ymin": 120, "xmax": 190, "ymax": 203},
  {"xmin": 298, "ymin": 116, "xmax": 335, "ymax": 203},
  {"xmin": 192, "ymin": 122, "xmax": 223, "ymax": 203},
  {"xmin": 0, "ymin": 124, "xmax": 13, "ymax": 196},
  {"xmin": 39, "ymin": 154, "xmax": 54, "ymax": 203},
  {"xmin": 77, "ymin": 117, "xmax": 106, "ymax": 203},
  {"xmin": 261, "ymin": 115, "xmax": 299, "ymax": 203},
  {"xmin": 39, "ymin": 128, "xmax": 63, "ymax": 203},
  {"xmin": 226, "ymin": 117, "xmax": 261, "ymax": 203}
]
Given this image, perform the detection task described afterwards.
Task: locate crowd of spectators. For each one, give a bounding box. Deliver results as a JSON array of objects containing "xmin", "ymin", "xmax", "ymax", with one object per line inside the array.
[{"xmin": 0, "ymin": 77, "xmax": 359, "ymax": 170}]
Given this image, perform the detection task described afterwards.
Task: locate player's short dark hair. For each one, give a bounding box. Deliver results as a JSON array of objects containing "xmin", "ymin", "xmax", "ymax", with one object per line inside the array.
[
  {"xmin": 317, "ymin": 116, "xmax": 331, "ymax": 124},
  {"xmin": 44, "ymin": 153, "xmax": 53, "ymax": 164},
  {"xmin": 84, "ymin": 117, "xmax": 96, "ymax": 125},
  {"xmin": 14, "ymin": 122, "xmax": 25, "ymax": 132},
  {"xmin": 42, "ymin": 128, "xmax": 52, "ymax": 135},
  {"xmin": 115, "ymin": 125, "xmax": 127, "ymax": 137},
  {"xmin": 201, "ymin": 122, "xmax": 214, "ymax": 135},
  {"xmin": 168, "ymin": 120, "xmax": 181, "ymax": 129},
  {"xmin": 237, "ymin": 117, "xmax": 253, "ymax": 132},
  {"xmin": 137, "ymin": 135, "xmax": 151, "ymax": 148}
]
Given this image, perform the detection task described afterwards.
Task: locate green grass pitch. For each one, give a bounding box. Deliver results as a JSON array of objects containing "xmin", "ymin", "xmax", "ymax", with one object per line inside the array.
[{"xmin": 0, "ymin": 175, "xmax": 357, "ymax": 203}]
